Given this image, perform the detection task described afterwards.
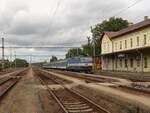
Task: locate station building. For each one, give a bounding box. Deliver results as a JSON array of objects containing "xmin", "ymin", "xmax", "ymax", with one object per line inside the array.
[{"xmin": 101, "ymin": 18, "xmax": 150, "ymax": 72}]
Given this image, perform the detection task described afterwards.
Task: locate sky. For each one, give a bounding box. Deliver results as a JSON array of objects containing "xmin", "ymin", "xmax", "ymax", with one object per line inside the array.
[{"xmin": 0, "ymin": 0, "xmax": 149, "ymax": 62}]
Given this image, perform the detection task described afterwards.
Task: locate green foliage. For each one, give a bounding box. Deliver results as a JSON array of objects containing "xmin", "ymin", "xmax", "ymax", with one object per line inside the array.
[
  {"xmin": 50, "ymin": 56, "xmax": 58, "ymax": 62},
  {"xmin": 0, "ymin": 60, "xmax": 10, "ymax": 71},
  {"xmin": 91, "ymin": 17, "xmax": 129, "ymax": 38},
  {"xmin": 82, "ymin": 44, "xmax": 93, "ymax": 56},
  {"xmin": 66, "ymin": 17, "xmax": 129, "ymax": 57},
  {"xmin": 66, "ymin": 48, "xmax": 84, "ymax": 58},
  {"xmin": 12, "ymin": 58, "xmax": 28, "ymax": 67},
  {"xmin": 90, "ymin": 17, "xmax": 129, "ymax": 55}
]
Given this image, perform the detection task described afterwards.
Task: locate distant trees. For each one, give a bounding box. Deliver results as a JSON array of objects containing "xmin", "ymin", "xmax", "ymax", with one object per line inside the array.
[
  {"xmin": 65, "ymin": 17, "xmax": 129, "ymax": 58},
  {"xmin": 0, "ymin": 59, "xmax": 10, "ymax": 71},
  {"xmin": 50, "ymin": 56, "xmax": 58, "ymax": 62},
  {"xmin": 12, "ymin": 58, "xmax": 29, "ymax": 67},
  {"xmin": 66, "ymin": 48, "xmax": 84, "ymax": 58}
]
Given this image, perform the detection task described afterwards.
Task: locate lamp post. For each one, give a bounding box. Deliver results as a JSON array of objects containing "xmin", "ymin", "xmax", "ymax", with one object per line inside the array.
[{"xmin": 92, "ymin": 36, "xmax": 96, "ymax": 72}]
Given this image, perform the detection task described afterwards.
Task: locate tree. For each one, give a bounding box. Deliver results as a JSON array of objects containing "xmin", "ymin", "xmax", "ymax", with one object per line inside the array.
[
  {"xmin": 65, "ymin": 17, "xmax": 129, "ymax": 57},
  {"xmin": 91, "ymin": 17, "xmax": 129, "ymax": 38},
  {"xmin": 12, "ymin": 58, "xmax": 28, "ymax": 67},
  {"xmin": 90, "ymin": 17, "xmax": 129, "ymax": 55},
  {"xmin": 82, "ymin": 44, "xmax": 93, "ymax": 56},
  {"xmin": 66, "ymin": 48, "xmax": 84, "ymax": 58},
  {"xmin": 50, "ymin": 56, "xmax": 58, "ymax": 62}
]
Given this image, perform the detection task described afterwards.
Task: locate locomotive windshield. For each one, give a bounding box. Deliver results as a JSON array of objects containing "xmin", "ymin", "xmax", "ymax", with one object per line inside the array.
[{"xmin": 80, "ymin": 57, "xmax": 93, "ymax": 63}]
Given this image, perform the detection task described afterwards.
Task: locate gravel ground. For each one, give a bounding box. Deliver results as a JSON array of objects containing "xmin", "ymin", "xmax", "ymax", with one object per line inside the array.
[
  {"xmin": 45, "ymin": 69, "xmax": 150, "ymax": 112},
  {"xmin": 0, "ymin": 68, "xmax": 63, "ymax": 113},
  {"xmin": 72, "ymin": 85, "xmax": 150, "ymax": 113}
]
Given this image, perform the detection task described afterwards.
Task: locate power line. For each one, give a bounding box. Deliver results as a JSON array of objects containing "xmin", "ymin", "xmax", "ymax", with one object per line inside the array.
[
  {"xmin": 4, "ymin": 54, "xmax": 65, "ymax": 57},
  {"xmin": 3, "ymin": 46, "xmax": 81, "ymax": 49},
  {"xmin": 47, "ymin": 0, "xmax": 62, "ymax": 35},
  {"xmin": 96, "ymin": 0, "xmax": 144, "ymax": 22},
  {"xmin": 113, "ymin": 0, "xmax": 144, "ymax": 17}
]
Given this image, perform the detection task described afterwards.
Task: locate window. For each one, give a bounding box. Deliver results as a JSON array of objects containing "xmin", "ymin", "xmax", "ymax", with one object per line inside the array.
[
  {"xmin": 144, "ymin": 57, "xmax": 148, "ymax": 68},
  {"xmin": 130, "ymin": 38, "xmax": 133, "ymax": 48},
  {"xmin": 120, "ymin": 59, "xmax": 122, "ymax": 67},
  {"xmin": 125, "ymin": 40, "xmax": 127, "ymax": 48},
  {"xmin": 120, "ymin": 41, "xmax": 122, "ymax": 49},
  {"xmin": 130, "ymin": 58, "xmax": 133, "ymax": 67},
  {"xmin": 137, "ymin": 36, "xmax": 139, "ymax": 46},
  {"xmin": 115, "ymin": 42, "xmax": 117, "ymax": 50},
  {"xmin": 125, "ymin": 59, "xmax": 127, "ymax": 68},
  {"xmin": 144, "ymin": 34, "xmax": 147, "ymax": 45}
]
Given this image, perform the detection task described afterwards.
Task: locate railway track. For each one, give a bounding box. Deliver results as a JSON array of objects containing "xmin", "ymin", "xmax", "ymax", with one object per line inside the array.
[
  {"xmin": 50, "ymin": 70, "xmax": 116, "ymax": 83},
  {"xmin": 0, "ymin": 76, "xmax": 21, "ymax": 99},
  {"xmin": 36, "ymin": 70, "xmax": 111, "ymax": 113}
]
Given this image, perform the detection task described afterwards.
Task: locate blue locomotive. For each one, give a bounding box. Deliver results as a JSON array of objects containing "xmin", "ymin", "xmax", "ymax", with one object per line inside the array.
[{"xmin": 43, "ymin": 56, "xmax": 93, "ymax": 72}]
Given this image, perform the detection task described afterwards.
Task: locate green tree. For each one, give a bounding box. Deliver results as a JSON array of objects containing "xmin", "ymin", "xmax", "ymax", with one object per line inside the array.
[
  {"xmin": 50, "ymin": 56, "xmax": 58, "ymax": 62},
  {"xmin": 91, "ymin": 17, "xmax": 129, "ymax": 55},
  {"xmin": 91, "ymin": 17, "xmax": 129, "ymax": 38},
  {"xmin": 12, "ymin": 58, "xmax": 28, "ymax": 67},
  {"xmin": 82, "ymin": 44, "xmax": 92, "ymax": 56},
  {"xmin": 66, "ymin": 48, "xmax": 84, "ymax": 58},
  {"xmin": 65, "ymin": 17, "xmax": 129, "ymax": 57}
]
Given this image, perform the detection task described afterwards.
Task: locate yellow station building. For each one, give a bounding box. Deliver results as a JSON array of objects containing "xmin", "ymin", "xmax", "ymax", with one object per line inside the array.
[{"xmin": 101, "ymin": 18, "xmax": 150, "ymax": 72}]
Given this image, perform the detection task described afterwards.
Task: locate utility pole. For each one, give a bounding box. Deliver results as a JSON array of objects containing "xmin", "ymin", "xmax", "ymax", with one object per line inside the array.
[
  {"xmin": 2, "ymin": 38, "xmax": 4, "ymax": 71},
  {"xmin": 93, "ymin": 36, "xmax": 96, "ymax": 72},
  {"xmin": 9, "ymin": 47, "xmax": 12, "ymax": 68},
  {"xmin": 87, "ymin": 36, "xmax": 91, "ymax": 56},
  {"xmin": 14, "ymin": 51, "xmax": 16, "ymax": 69},
  {"xmin": 87, "ymin": 36, "xmax": 91, "ymax": 46}
]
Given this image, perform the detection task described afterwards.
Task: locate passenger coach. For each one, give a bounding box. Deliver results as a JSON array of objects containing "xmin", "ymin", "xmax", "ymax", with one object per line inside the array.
[{"xmin": 43, "ymin": 56, "xmax": 93, "ymax": 72}]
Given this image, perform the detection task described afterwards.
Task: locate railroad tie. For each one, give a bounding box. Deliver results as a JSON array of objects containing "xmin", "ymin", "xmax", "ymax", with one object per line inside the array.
[{"xmin": 63, "ymin": 101, "xmax": 95, "ymax": 113}]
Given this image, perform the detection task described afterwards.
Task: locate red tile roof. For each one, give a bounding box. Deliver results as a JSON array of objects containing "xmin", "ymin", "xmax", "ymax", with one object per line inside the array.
[
  {"xmin": 103, "ymin": 19, "xmax": 150, "ymax": 39},
  {"xmin": 104, "ymin": 31, "xmax": 117, "ymax": 38}
]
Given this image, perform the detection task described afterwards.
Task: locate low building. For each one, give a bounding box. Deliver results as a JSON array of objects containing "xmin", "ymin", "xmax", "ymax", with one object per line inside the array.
[{"xmin": 101, "ymin": 17, "xmax": 150, "ymax": 72}]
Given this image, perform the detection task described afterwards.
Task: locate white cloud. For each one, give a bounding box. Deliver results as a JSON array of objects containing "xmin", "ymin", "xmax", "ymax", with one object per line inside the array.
[{"xmin": 0, "ymin": 0, "xmax": 149, "ymax": 62}]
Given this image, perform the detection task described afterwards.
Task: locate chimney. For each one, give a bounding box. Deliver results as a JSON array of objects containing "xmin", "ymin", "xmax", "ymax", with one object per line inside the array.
[{"xmin": 144, "ymin": 16, "xmax": 148, "ymax": 20}]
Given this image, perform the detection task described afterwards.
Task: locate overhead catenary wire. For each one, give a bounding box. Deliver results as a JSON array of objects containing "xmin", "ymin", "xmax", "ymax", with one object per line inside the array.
[
  {"xmin": 95, "ymin": 0, "xmax": 145, "ymax": 22},
  {"xmin": 113, "ymin": 0, "xmax": 144, "ymax": 17}
]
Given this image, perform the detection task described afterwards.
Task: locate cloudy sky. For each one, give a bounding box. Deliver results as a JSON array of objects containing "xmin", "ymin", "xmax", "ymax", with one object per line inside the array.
[{"xmin": 0, "ymin": 0, "xmax": 149, "ymax": 62}]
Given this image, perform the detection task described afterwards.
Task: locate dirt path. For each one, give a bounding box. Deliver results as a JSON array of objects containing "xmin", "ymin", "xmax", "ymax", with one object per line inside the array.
[
  {"xmin": 0, "ymin": 68, "xmax": 43, "ymax": 113},
  {"xmin": 45, "ymin": 70, "xmax": 150, "ymax": 109}
]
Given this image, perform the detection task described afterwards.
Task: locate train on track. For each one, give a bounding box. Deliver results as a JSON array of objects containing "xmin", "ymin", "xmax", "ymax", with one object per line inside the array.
[{"xmin": 43, "ymin": 56, "xmax": 93, "ymax": 72}]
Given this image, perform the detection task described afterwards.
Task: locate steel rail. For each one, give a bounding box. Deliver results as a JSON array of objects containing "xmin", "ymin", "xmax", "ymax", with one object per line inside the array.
[
  {"xmin": 38, "ymin": 69, "xmax": 111, "ymax": 113},
  {"xmin": 36, "ymin": 74, "xmax": 69, "ymax": 113},
  {"xmin": 0, "ymin": 78, "xmax": 19, "ymax": 98},
  {"xmin": 50, "ymin": 70, "xmax": 110, "ymax": 83}
]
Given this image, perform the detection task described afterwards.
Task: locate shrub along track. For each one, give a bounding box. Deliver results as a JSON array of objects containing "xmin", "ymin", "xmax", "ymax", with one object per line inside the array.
[{"xmin": 35, "ymin": 69, "xmax": 111, "ymax": 113}]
